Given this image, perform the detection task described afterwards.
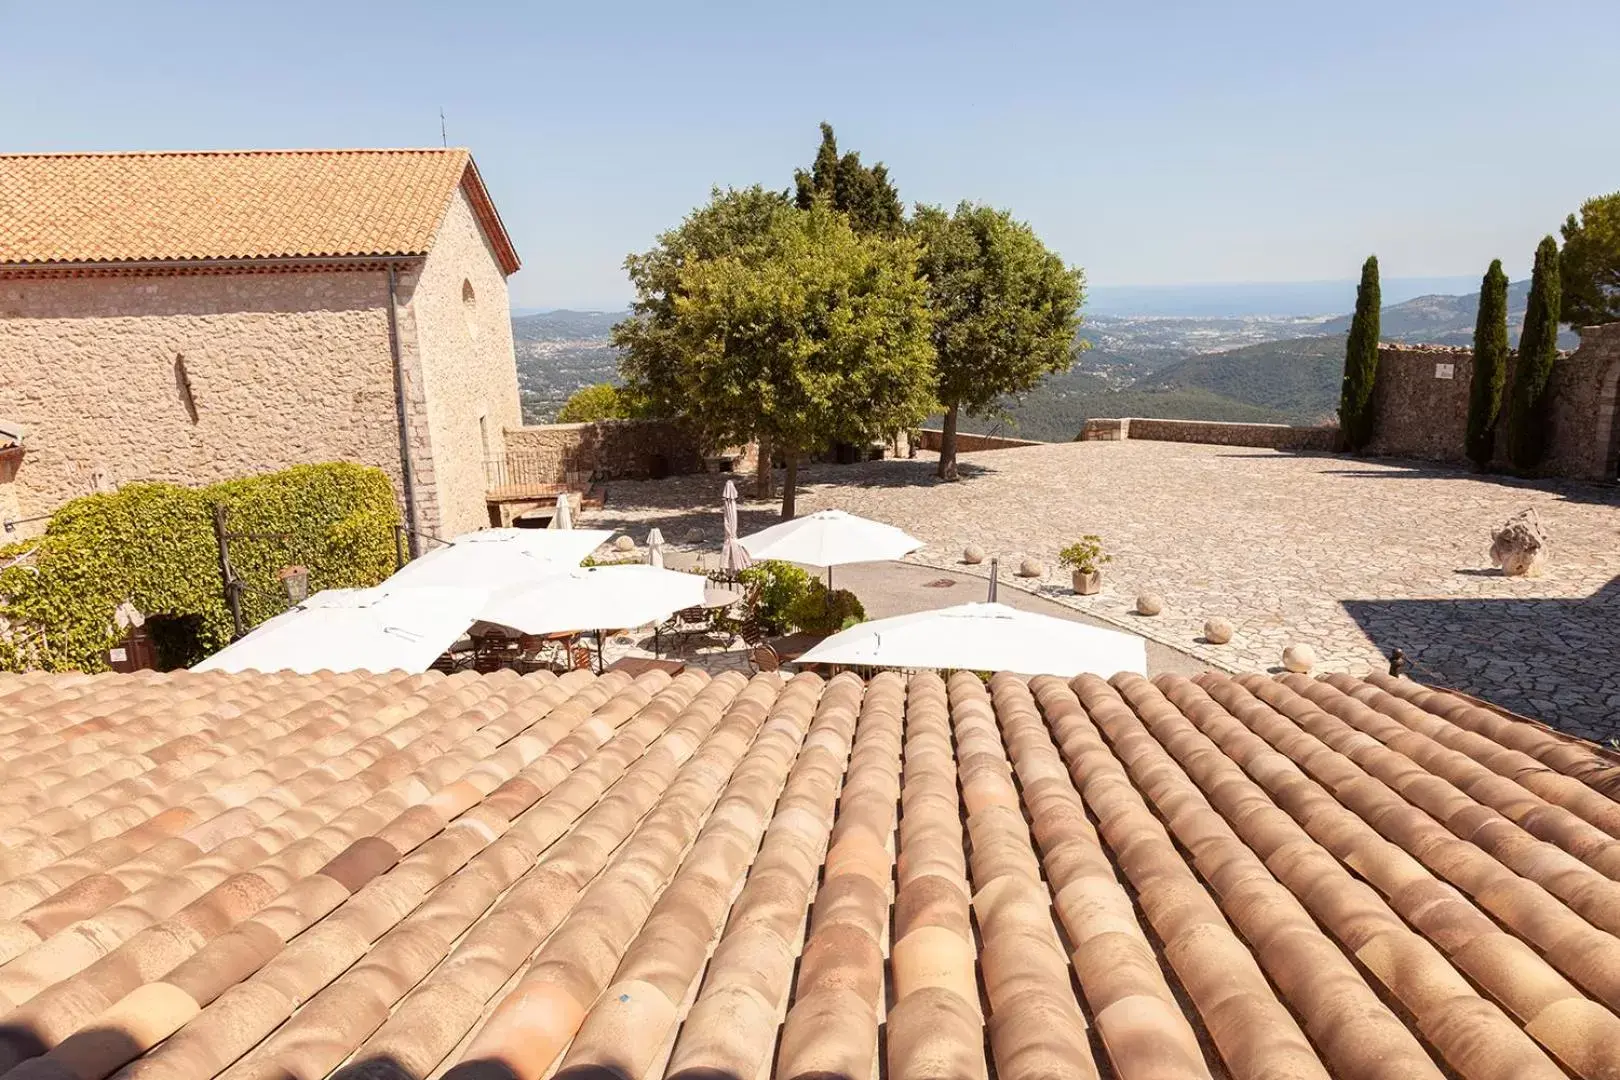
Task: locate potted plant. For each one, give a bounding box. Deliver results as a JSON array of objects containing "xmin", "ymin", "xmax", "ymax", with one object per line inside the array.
[{"xmin": 1058, "ymin": 536, "xmax": 1111, "ymax": 595}]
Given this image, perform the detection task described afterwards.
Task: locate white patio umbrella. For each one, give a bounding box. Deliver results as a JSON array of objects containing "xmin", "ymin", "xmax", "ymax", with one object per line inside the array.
[
  {"xmin": 739, "ymin": 509, "xmax": 921, "ymax": 587},
  {"xmin": 193, "ymin": 585, "xmax": 486, "ymax": 675},
  {"xmin": 795, "ymin": 602, "xmax": 1148, "ymax": 678},
  {"xmin": 551, "ymin": 492, "xmax": 574, "ymax": 530},
  {"xmin": 646, "ymin": 528, "xmax": 666, "ymax": 569},
  {"xmin": 478, "ymin": 564, "xmax": 706, "ymax": 637},
  {"xmin": 720, "ymin": 480, "xmax": 752, "ymax": 573},
  {"xmin": 387, "ymin": 528, "xmax": 613, "ymax": 591}
]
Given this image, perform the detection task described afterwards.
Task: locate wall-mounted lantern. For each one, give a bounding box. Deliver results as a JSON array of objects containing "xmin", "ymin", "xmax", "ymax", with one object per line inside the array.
[{"xmin": 277, "ymin": 565, "xmax": 310, "ymax": 605}]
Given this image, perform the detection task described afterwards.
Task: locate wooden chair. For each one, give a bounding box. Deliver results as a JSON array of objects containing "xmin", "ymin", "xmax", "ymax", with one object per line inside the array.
[{"xmin": 748, "ymin": 643, "xmax": 781, "ymax": 673}]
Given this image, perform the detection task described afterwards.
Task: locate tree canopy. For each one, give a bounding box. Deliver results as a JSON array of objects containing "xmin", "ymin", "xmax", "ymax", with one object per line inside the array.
[
  {"xmin": 1465, "ymin": 259, "xmax": 1510, "ymax": 468},
  {"xmin": 912, "ymin": 202, "xmax": 1084, "ymax": 478},
  {"xmin": 1507, "ymin": 235, "xmax": 1562, "ymax": 471},
  {"xmin": 1337, "ymin": 256, "xmax": 1381, "ymax": 452},
  {"xmin": 615, "ymin": 191, "xmax": 935, "ymax": 516},
  {"xmin": 555, "ymin": 382, "xmax": 639, "ymax": 423},
  {"xmin": 793, "ymin": 123, "xmax": 904, "ymax": 237},
  {"xmin": 1559, "ymin": 191, "xmax": 1620, "ymax": 327}
]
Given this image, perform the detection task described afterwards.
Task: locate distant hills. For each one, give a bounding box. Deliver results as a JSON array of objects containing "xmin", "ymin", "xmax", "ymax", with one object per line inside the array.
[{"xmin": 510, "ymin": 287, "xmax": 1583, "ymax": 436}]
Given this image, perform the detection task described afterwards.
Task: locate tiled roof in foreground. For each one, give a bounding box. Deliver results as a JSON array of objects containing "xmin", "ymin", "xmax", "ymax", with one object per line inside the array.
[{"xmin": 2, "ymin": 668, "xmax": 1620, "ymax": 1080}]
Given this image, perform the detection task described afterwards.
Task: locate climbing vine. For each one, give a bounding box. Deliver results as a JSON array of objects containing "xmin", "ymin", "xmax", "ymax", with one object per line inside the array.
[{"xmin": 0, "ymin": 463, "xmax": 400, "ymax": 672}]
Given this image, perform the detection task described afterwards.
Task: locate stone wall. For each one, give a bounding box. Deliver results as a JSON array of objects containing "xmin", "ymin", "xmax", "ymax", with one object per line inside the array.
[
  {"xmin": 408, "ymin": 184, "xmax": 524, "ymax": 538},
  {"xmin": 503, "ymin": 419, "xmax": 712, "ymax": 484},
  {"xmin": 1078, "ymin": 417, "xmax": 1338, "ymax": 451},
  {"xmin": 916, "ymin": 429, "xmax": 1045, "ymax": 453},
  {"xmin": 1366, "ymin": 325, "xmax": 1620, "ymax": 480},
  {"xmin": 1364, "ymin": 344, "xmax": 1478, "ymax": 462},
  {"xmin": 0, "ymin": 269, "xmax": 426, "ymax": 539}
]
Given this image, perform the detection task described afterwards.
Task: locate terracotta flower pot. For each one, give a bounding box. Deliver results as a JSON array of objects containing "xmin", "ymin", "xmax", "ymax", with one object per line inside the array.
[{"xmin": 1071, "ymin": 569, "xmax": 1101, "ymax": 595}]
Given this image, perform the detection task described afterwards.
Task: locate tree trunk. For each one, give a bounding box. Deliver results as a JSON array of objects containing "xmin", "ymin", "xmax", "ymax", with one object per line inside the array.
[
  {"xmin": 937, "ymin": 403, "xmax": 961, "ymax": 480},
  {"xmin": 754, "ymin": 433, "xmax": 774, "ymax": 499},
  {"xmin": 781, "ymin": 453, "xmax": 799, "ymax": 519}
]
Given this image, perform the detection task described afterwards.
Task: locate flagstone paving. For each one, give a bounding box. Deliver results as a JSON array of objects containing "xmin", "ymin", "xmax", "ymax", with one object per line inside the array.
[{"xmin": 586, "ymin": 440, "xmax": 1620, "ymax": 743}]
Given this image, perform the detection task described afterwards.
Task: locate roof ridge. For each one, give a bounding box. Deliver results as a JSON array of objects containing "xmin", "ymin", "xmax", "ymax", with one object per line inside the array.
[{"xmin": 0, "ymin": 147, "xmax": 469, "ymax": 160}]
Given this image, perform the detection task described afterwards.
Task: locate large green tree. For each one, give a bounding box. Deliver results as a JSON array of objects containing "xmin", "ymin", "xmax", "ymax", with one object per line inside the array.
[
  {"xmin": 616, "ymin": 194, "xmax": 935, "ymax": 517},
  {"xmin": 1337, "ymin": 255, "xmax": 1381, "ymax": 452},
  {"xmin": 1507, "ymin": 235, "xmax": 1563, "ymax": 471},
  {"xmin": 1559, "ymin": 191, "xmax": 1620, "ymax": 327},
  {"xmin": 912, "ymin": 202, "xmax": 1084, "ymax": 479},
  {"xmin": 793, "ymin": 122, "xmax": 904, "ymax": 236},
  {"xmin": 615, "ymin": 186, "xmax": 796, "ymax": 495},
  {"xmin": 1464, "ymin": 259, "xmax": 1510, "ymax": 468}
]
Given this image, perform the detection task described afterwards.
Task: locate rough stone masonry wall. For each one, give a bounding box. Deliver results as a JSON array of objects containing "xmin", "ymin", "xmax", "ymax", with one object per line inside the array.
[
  {"xmin": 916, "ymin": 429, "xmax": 1045, "ymax": 452},
  {"xmin": 407, "ymin": 184, "xmax": 524, "ymax": 538},
  {"xmin": 504, "ymin": 419, "xmax": 708, "ymax": 483},
  {"xmin": 1078, "ymin": 417, "xmax": 1339, "ymax": 451},
  {"xmin": 0, "ymin": 269, "xmax": 430, "ymax": 538},
  {"xmin": 1366, "ymin": 324, "xmax": 1620, "ymax": 479}
]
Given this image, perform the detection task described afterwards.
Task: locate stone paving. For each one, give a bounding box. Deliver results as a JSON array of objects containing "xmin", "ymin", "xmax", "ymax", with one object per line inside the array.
[{"xmin": 586, "ymin": 440, "xmax": 1620, "ymax": 743}]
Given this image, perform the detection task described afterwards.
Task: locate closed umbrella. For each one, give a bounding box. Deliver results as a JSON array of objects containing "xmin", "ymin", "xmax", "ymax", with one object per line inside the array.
[
  {"xmin": 740, "ymin": 509, "xmax": 921, "ymax": 587},
  {"xmin": 646, "ymin": 528, "xmax": 666, "ymax": 569},
  {"xmin": 795, "ymin": 602, "xmax": 1148, "ymax": 678},
  {"xmin": 193, "ymin": 585, "xmax": 486, "ymax": 674},
  {"xmin": 552, "ymin": 492, "xmax": 574, "ymax": 530},
  {"xmin": 720, "ymin": 480, "xmax": 751, "ymax": 573},
  {"xmin": 388, "ymin": 528, "xmax": 613, "ymax": 590}
]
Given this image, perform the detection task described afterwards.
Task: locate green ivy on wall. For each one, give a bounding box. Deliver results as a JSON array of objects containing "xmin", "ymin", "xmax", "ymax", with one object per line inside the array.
[{"xmin": 0, "ymin": 462, "xmax": 401, "ymax": 672}]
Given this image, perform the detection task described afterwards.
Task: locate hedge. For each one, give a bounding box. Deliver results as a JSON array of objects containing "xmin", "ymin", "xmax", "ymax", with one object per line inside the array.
[{"xmin": 0, "ymin": 462, "xmax": 401, "ymax": 672}]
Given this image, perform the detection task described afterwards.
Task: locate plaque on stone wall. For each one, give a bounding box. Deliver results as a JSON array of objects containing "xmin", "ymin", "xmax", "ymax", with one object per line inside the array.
[{"xmin": 1435, "ymin": 363, "xmax": 1455, "ymax": 379}]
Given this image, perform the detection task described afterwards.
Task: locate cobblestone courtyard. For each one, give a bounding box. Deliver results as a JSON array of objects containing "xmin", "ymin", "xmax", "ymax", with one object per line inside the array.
[{"xmin": 589, "ymin": 441, "xmax": 1620, "ymax": 743}]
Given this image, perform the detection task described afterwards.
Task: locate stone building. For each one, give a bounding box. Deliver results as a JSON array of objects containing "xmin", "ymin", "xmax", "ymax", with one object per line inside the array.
[{"xmin": 0, "ymin": 148, "xmax": 523, "ymax": 542}]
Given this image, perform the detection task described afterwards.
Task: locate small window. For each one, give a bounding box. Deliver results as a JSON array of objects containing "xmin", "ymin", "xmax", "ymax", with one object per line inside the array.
[
  {"xmin": 462, "ymin": 279, "xmax": 478, "ymax": 338},
  {"xmin": 174, "ymin": 355, "xmax": 199, "ymax": 423}
]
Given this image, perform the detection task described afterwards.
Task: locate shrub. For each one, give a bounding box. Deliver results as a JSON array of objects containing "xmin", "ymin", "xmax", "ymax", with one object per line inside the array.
[
  {"xmin": 0, "ymin": 462, "xmax": 400, "ymax": 672},
  {"xmin": 1057, "ymin": 536, "xmax": 1111, "ymax": 574},
  {"xmin": 737, "ymin": 559, "xmax": 815, "ymax": 634},
  {"xmin": 787, "ymin": 582, "xmax": 867, "ymax": 635}
]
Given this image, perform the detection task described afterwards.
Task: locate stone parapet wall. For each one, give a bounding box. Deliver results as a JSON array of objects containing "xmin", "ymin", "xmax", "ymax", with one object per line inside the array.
[
  {"xmin": 1366, "ymin": 326, "xmax": 1620, "ymax": 480},
  {"xmin": 1079, "ymin": 417, "xmax": 1338, "ymax": 451},
  {"xmin": 502, "ymin": 419, "xmax": 720, "ymax": 484},
  {"xmin": 916, "ymin": 429, "xmax": 1045, "ymax": 453}
]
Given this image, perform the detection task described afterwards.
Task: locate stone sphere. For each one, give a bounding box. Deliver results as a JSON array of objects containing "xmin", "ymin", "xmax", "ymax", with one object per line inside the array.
[
  {"xmin": 1016, "ymin": 558, "xmax": 1045, "ymax": 578},
  {"xmin": 962, "ymin": 544, "xmax": 985, "ymax": 565},
  {"xmin": 613, "ymin": 535, "xmax": 636, "ymax": 553},
  {"xmin": 1203, "ymin": 617, "xmax": 1234, "ymax": 645},
  {"xmin": 1282, "ymin": 643, "xmax": 1317, "ymax": 673},
  {"xmin": 1135, "ymin": 592, "xmax": 1164, "ymax": 617}
]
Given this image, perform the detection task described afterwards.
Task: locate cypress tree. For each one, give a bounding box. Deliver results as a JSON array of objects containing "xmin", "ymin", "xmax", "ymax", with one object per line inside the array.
[
  {"xmin": 1338, "ymin": 255, "xmax": 1381, "ymax": 451},
  {"xmin": 1507, "ymin": 236, "xmax": 1562, "ymax": 471},
  {"xmin": 1464, "ymin": 259, "xmax": 1510, "ymax": 467}
]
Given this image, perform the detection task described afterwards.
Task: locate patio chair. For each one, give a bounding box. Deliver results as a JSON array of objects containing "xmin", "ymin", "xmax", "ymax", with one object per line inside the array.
[
  {"xmin": 657, "ymin": 606, "xmax": 712, "ymax": 651},
  {"xmin": 748, "ymin": 643, "xmax": 781, "ymax": 672}
]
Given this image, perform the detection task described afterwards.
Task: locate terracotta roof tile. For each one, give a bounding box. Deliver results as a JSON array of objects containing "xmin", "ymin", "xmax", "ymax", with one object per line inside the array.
[
  {"xmin": 0, "ymin": 149, "xmax": 519, "ymax": 274},
  {"xmin": 3, "ymin": 667, "xmax": 1620, "ymax": 1079}
]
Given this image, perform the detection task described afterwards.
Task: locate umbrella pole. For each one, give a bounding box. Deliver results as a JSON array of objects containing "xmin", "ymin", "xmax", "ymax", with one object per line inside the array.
[{"xmin": 595, "ymin": 630, "xmax": 605, "ymax": 674}]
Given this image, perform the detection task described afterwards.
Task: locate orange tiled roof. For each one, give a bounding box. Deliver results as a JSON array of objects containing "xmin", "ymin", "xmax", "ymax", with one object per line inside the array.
[
  {"xmin": 0, "ymin": 149, "xmax": 519, "ymax": 274},
  {"xmin": 1, "ymin": 666, "xmax": 1619, "ymax": 1080}
]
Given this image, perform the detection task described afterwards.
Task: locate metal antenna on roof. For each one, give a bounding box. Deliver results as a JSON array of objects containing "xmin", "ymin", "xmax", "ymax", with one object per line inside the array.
[{"xmin": 439, "ymin": 107, "xmax": 447, "ymax": 147}]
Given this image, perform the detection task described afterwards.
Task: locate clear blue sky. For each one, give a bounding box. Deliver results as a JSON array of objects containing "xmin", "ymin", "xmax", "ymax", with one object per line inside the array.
[{"xmin": 4, "ymin": 0, "xmax": 1617, "ymax": 310}]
